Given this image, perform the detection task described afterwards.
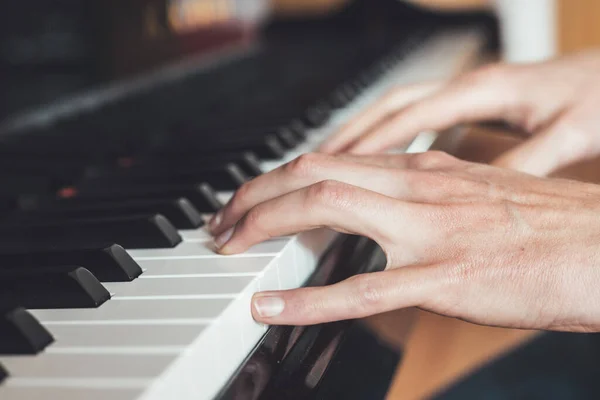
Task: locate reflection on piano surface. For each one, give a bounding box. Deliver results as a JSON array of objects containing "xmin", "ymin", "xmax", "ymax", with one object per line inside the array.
[{"xmin": 0, "ymin": 0, "xmax": 494, "ymax": 399}]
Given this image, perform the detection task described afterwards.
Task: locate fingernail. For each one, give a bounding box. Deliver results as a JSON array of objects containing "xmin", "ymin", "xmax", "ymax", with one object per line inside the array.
[
  {"xmin": 253, "ymin": 295, "xmax": 285, "ymax": 318},
  {"xmin": 209, "ymin": 210, "xmax": 223, "ymax": 234},
  {"xmin": 214, "ymin": 227, "xmax": 234, "ymax": 249}
]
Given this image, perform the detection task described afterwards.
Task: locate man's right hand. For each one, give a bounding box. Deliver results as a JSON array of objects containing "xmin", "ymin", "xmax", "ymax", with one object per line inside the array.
[{"xmin": 319, "ymin": 50, "xmax": 600, "ymax": 177}]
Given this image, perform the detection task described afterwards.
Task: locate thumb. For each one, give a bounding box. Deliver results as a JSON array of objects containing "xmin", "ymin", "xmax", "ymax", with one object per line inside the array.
[
  {"xmin": 251, "ymin": 265, "xmax": 444, "ymax": 326},
  {"xmin": 492, "ymin": 120, "xmax": 593, "ymax": 176}
]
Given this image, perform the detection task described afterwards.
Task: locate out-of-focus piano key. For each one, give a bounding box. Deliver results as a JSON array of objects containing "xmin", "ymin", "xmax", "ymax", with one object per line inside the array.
[
  {"xmin": 49, "ymin": 324, "xmax": 205, "ymax": 348},
  {"xmin": 0, "ymin": 363, "xmax": 7, "ymax": 384},
  {"xmin": 0, "ymin": 353, "xmax": 176, "ymax": 379},
  {"xmin": 213, "ymin": 127, "xmax": 299, "ymax": 150},
  {"xmin": 0, "ymin": 244, "xmax": 142, "ymax": 282},
  {"xmin": 104, "ymin": 276, "xmax": 253, "ymax": 298},
  {"xmin": 144, "ymin": 152, "xmax": 263, "ymax": 177},
  {"xmin": 19, "ymin": 198, "xmax": 205, "ymax": 230},
  {"xmin": 0, "ymin": 308, "xmax": 54, "ymax": 355},
  {"xmin": 158, "ymin": 134, "xmax": 286, "ymax": 160},
  {"xmin": 137, "ymin": 257, "xmax": 269, "ymax": 277},
  {"xmin": 274, "ymin": 127, "xmax": 299, "ymax": 149},
  {"xmin": 32, "ymin": 298, "xmax": 230, "ymax": 322},
  {"xmin": 179, "ymin": 228, "xmax": 213, "ymax": 242},
  {"xmin": 89, "ymin": 163, "xmax": 248, "ymax": 191},
  {"xmin": 0, "ymin": 214, "xmax": 182, "ymax": 250},
  {"xmin": 65, "ymin": 183, "xmax": 223, "ymax": 214},
  {"xmin": 304, "ymin": 104, "xmax": 331, "ymax": 128},
  {"xmin": 0, "ymin": 268, "xmax": 110, "ymax": 309},
  {"xmin": 0, "ymin": 387, "xmax": 143, "ymax": 400},
  {"xmin": 129, "ymin": 238, "xmax": 289, "ymax": 260}
]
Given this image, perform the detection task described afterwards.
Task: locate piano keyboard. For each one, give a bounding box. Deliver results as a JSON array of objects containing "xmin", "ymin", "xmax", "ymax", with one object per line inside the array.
[{"xmin": 0, "ymin": 28, "xmax": 484, "ymax": 400}]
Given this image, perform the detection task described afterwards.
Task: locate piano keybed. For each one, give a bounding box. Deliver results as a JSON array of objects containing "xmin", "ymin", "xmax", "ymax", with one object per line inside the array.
[{"xmin": 0, "ymin": 17, "xmax": 485, "ymax": 400}]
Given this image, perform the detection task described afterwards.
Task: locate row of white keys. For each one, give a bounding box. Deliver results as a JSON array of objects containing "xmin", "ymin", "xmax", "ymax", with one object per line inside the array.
[{"xmin": 0, "ymin": 29, "xmax": 485, "ymax": 400}]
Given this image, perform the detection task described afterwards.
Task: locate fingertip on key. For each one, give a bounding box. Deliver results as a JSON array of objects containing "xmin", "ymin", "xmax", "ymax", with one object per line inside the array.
[{"xmin": 252, "ymin": 293, "xmax": 285, "ymax": 320}]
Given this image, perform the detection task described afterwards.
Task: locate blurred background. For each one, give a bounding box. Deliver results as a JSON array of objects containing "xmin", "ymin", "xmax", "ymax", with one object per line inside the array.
[{"xmin": 274, "ymin": 0, "xmax": 600, "ymax": 58}]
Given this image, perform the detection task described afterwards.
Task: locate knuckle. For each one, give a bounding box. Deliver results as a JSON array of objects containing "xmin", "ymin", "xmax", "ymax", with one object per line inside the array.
[
  {"xmin": 307, "ymin": 180, "xmax": 353, "ymax": 209},
  {"xmin": 285, "ymin": 153, "xmax": 326, "ymax": 178},
  {"xmin": 350, "ymin": 274, "xmax": 386, "ymax": 312},
  {"xmin": 449, "ymin": 261, "xmax": 479, "ymax": 284},
  {"xmin": 407, "ymin": 151, "xmax": 457, "ymax": 170},
  {"xmin": 555, "ymin": 118, "xmax": 593, "ymax": 146},
  {"xmin": 402, "ymin": 170, "xmax": 457, "ymax": 197},
  {"xmin": 241, "ymin": 205, "xmax": 265, "ymax": 232},
  {"xmin": 466, "ymin": 64, "xmax": 510, "ymax": 86}
]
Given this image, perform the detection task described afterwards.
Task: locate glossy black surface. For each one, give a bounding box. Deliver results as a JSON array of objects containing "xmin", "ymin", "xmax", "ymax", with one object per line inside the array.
[
  {"xmin": 0, "ymin": 267, "xmax": 110, "ymax": 309},
  {"xmin": 0, "ymin": 307, "xmax": 54, "ymax": 355},
  {"xmin": 0, "ymin": 244, "xmax": 143, "ymax": 282},
  {"xmin": 218, "ymin": 235, "xmax": 400, "ymax": 400}
]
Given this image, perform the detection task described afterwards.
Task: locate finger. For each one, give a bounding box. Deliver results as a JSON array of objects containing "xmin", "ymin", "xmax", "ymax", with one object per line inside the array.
[
  {"xmin": 318, "ymin": 81, "xmax": 443, "ymax": 154},
  {"xmin": 251, "ymin": 265, "xmax": 445, "ymax": 325},
  {"xmin": 209, "ymin": 152, "xmax": 462, "ymax": 237},
  {"xmin": 332, "ymin": 153, "xmax": 415, "ymax": 168},
  {"xmin": 209, "ymin": 153, "xmax": 416, "ymax": 236},
  {"xmin": 214, "ymin": 181, "xmax": 421, "ymax": 257},
  {"xmin": 492, "ymin": 120, "xmax": 593, "ymax": 176},
  {"xmin": 346, "ymin": 67, "xmax": 519, "ymax": 154}
]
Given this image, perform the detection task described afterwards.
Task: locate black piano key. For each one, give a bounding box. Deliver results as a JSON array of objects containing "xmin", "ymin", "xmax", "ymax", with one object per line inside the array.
[
  {"xmin": 156, "ymin": 135, "xmax": 286, "ymax": 160},
  {"xmin": 0, "ymin": 362, "xmax": 7, "ymax": 384},
  {"xmin": 201, "ymin": 127, "xmax": 298, "ymax": 150},
  {"xmin": 228, "ymin": 135, "xmax": 286, "ymax": 160},
  {"xmin": 0, "ymin": 244, "xmax": 142, "ymax": 282},
  {"xmin": 227, "ymin": 152, "xmax": 263, "ymax": 177},
  {"xmin": 0, "ymin": 267, "xmax": 111, "ymax": 309},
  {"xmin": 304, "ymin": 104, "xmax": 331, "ymax": 128},
  {"xmin": 0, "ymin": 307, "xmax": 54, "ymax": 355},
  {"xmin": 18, "ymin": 198, "xmax": 204, "ymax": 230},
  {"xmin": 90, "ymin": 163, "xmax": 247, "ymax": 191},
  {"xmin": 0, "ymin": 214, "xmax": 182, "ymax": 250},
  {"xmin": 274, "ymin": 127, "xmax": 299, "ymax": 149},
  {"xmin": 149, "ymin": 152, "xmax": 264, "ymax": 177},
  {"xmin": 61, "ymin": 183, "xmax": 223, "ymax": 213},
  {"xmin": 286, "ymin": 119, "xmax": 308, "ymax": 140},
  {"xmin": 119, "ymin": 152, "xmax": 262, "ymax": 178},
  {"xmin": 330, "ymin": 90, "xmax": 350, "ymax": 109}
]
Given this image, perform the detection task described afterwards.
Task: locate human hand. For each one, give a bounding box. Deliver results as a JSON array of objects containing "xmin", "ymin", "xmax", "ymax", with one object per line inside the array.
[
  {"xmin": 319, "ymin": 50, "xmax": 600, "ymax": 176},
  {"xmin": 209, "ymin": 151, "xmax": 600, "ymax": 332}
]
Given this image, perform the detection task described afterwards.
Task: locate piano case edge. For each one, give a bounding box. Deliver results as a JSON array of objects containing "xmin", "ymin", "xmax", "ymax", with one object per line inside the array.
[{"xmin": 217, "ymin": 234, "xmax": 402, "ymax": 400}]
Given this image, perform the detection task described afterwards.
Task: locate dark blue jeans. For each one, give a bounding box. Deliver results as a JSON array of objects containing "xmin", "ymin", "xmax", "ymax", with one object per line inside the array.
[{"xmin": 435, "ymin": 332, "xmax": 600, "ymax": 400}]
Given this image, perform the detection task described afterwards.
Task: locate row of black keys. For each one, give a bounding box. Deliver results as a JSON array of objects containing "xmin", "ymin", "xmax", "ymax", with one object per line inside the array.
[
  {"xmin": 0, "ymin": 34, "xmax": 418, "ymax": 385},
  {"xmin": 0, "ymin": 35, "xmax": 411, "ymax": 203},
  {"xmin": 0, "ymin": 244, "xmax": 142, "ymax": 362}
]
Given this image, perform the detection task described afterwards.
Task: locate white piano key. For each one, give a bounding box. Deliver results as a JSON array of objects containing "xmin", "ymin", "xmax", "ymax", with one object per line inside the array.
[
  {"xmin": 31, "ymin": 298, "xmax": 230, "ymax": 323},
  {"xmin": 179, "ymin": 228, "xmax": 213, "ymax": 241},
  {"xmin": 104, "ymin": 276, "xmax": 254, "ymax": 298},
  {"xmin": 128, "ymin": 238, "xmax": 289, "ymax": 260},
  {"xmin": 137, "ymin": 256, "xmax": 271, "ymax": 277},
  {"xmin": 0, "ymin": 354, "xmax": 175, "ymax": 379},
  {"xmin": 49, "ymin": 324, "xmax": 205, "ymax": 348},
  {"xmin": 0, "ymin": 386, "xmax": 143, "ymax": 400},
  {"xmin": 216, "ymin": 192, "xmax": 233, "ymax": 204}
]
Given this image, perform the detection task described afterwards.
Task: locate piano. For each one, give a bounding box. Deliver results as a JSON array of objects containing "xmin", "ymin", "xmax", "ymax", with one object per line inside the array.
[{"xmin": 0, "ymin": 0, "xmax": 495, "ymax": 398}]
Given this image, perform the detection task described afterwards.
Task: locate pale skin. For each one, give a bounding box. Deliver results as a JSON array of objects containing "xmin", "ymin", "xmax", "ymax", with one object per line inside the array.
[
  {"xmin": 208, "ymin": 50, "xmax": 600, "ymax": 332},
  {"xmin": 320, "ymin": 50, "xmax": 600, "ymax": 176}
]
